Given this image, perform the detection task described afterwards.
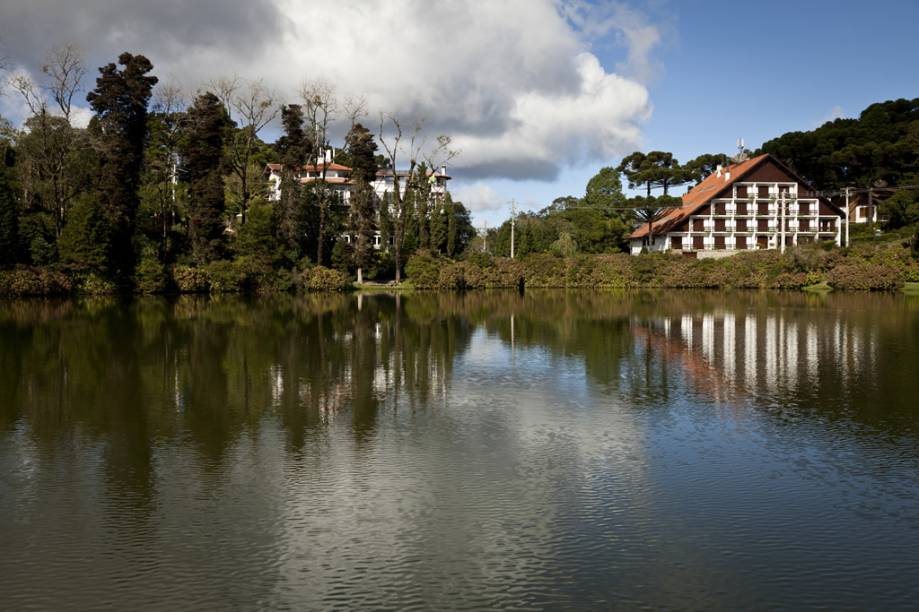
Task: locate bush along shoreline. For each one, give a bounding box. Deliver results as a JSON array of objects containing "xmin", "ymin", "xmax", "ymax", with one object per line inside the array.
[
  {"xmin": 0, "ymin": 261, "xmax": 350, "ymax": 297},
  {"xmin": 3, "ymin": 241, "xmax": 919, "ymax": 297},
  {"xmin": 404, "ymin": 241, "xmax": 919, "ymax": 292}
]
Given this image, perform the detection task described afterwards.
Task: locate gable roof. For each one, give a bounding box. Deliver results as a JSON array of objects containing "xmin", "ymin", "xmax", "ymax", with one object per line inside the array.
[
  {"xmin": 630, "ymin": 154, "xmax": 767, "ymax": 239},
  {"xmin": 629, "ymin": 153, "xmax": 840, "ymax": 239}
]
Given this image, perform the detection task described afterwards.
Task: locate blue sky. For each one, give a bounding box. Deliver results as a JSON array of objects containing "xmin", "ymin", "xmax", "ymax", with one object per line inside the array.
[
  {"xmin": 1, "ymin": 0, "xmax": 916, "ymax": 228},
  {"xmin": 474, "ymin": 0, "xmax": 919, "ymax": 226}
]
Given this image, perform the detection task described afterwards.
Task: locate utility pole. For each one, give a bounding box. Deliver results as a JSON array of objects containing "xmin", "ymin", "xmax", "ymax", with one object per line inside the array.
[
  {"xmin": 510, "ymin": 199, "xmax": 517, "ymax": 259},
  {"xmin": 845, "ymin": 187, "xmax": 850, "ymax": 247},
  {"xmin": 780, "ymin": 192, "xmax": 786, "ymax": 253},
  {"xmin": 480, "ymin": 221, "xmax": 488, "ymax": 253}
]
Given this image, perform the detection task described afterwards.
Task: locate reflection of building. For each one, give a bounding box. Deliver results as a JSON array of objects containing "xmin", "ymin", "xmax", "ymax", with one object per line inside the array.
[
  {"xmin": 629, "ymin": 154, "xmax": 844, "ymax": 256},
  {"xmin": 637, "ymin": 309, "xmax": 875, "ymax": 400}
]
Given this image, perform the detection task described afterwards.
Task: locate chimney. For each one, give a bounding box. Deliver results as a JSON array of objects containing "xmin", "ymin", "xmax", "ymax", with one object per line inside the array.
[
  {"xmin": 724, "ymin": 169, "xmax": 731, "ymax": 182},
  {"xmin": 440, "ymin": 164, "xmax": 447, "ymax": 176},
  {"xmin": 716, "ymin": 164, "xmax": 723, "ymax": 178}
]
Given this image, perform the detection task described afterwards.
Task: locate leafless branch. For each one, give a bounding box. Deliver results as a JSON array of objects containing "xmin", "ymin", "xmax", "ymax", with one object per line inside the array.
[{"xmin": 41, "ymin": 43, "xmax": 85, "ymax": 122}]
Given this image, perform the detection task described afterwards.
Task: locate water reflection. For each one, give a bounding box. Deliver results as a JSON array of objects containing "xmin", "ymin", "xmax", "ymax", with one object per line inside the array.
[{"xmin": 2, "ymin": 291, "xmax": 919, "ymax": 609}]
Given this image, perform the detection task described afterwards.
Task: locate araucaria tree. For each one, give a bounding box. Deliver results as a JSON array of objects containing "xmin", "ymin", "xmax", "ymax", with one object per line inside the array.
[
  {"xmin": 345, "ymin": 122, "xmax": 378, "ymax": 284},
  {"xmin": 86, "ymin": 52, "xmax": 158, "ymax": 281},
  {"xmin": 179, "ymin": 92, "xmax": 232, "ymax": 264}
]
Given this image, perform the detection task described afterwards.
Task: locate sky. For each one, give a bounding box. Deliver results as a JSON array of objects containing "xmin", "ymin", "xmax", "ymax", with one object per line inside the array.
[{"xmin": 1, "ymin": 0, "xmax": 917, "ymax": 226}]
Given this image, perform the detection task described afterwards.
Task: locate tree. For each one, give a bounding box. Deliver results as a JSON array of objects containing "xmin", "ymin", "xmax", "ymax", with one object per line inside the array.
[
  {"xmin": 58, "ymin": 194, "xmax": 110, "ymax": 273},
  {"xmin": 584, "ymin": 166, "xmax": 626, "ymax": 208},
  {"xmin": 9, "ymin": 45, "xmax": 90, "ymax": 243},
  {"xmin": 140, "ymin": 84, "xmax": 185, "ymax": 261},
  {"xmin": 630, "ymin": 194, "xmax": 679, "ymax": 247},
  {"xmin": 880, "ymin": 188, "xmax": 919, "ymax": 229},
  {"xmin": 274, "ymin": 103, "xmax": 312, "ymax": 263},
  {"xmin": 645, "ymin": 151, "xmax": 685, "ymax": 195},
  {"xmin": 683, "ymin": 153, "xmax": 730, "ymax": 184},
  {"xmin": 378, "ymin": 115, "xmax": 423, "ymax": 282},
  {"xmin": 179, "ymin": 92, "xmax": 232, "ymax": 264},
  {"xmin": 212, "ymin": 77, "xmax": 278, "ymax": 224},
  {"xmin": 86, "ymin": 51, "xmax": 158, "ymax": 282},
  {"xmin": 345, "ymin": 122, "xmax": 377, "ymax": 283},
  {"xmin": 0, "ymin": 154, "xmax": 18, "ymax": 265}
]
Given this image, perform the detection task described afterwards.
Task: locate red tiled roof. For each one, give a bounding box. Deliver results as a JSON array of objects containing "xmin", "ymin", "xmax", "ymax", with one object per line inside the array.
[{"xmin": 629, "ymin": 154, "xmax": 769, "ymax": 239}]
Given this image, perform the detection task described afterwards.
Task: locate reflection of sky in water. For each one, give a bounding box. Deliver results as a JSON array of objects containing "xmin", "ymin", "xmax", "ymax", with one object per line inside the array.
[{"xmin": 2, "ymin": 293, "xmax": 919, "ymax": 609}]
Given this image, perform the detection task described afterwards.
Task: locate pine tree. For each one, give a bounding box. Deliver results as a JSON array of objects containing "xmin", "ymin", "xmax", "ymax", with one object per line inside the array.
[
  {"xmin": 275, "ymin": 104, "xmax": 312, "ymax": 263},
  {"xmin": 345, "ymin": 123, "xmax": 378, "ymax": 283},
  {"xmin": 179, "ymin": 92, "xmax": 232, "ymax": 264},
  {"xmin": 86, "ymin": 52, "xmax": 158, "ymax": 283},
  {"xmin": 0, "ymin": 161, "xmax": 19, "ymax": 266}
]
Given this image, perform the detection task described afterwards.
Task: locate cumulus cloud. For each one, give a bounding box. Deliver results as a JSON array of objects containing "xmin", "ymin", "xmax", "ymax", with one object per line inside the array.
[
  {"xmin": 0, "ymin": 0, "xmax": 658, "ymax": 181},
  {"xmin": 452, "ymin": 182, "xmax": 508, "ymax": 214}
]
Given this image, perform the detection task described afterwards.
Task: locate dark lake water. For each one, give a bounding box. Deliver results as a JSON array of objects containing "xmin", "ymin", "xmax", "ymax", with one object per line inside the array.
[{"xmin": 2, "ymin": 290, "xmax": 919, "ymax": 610}]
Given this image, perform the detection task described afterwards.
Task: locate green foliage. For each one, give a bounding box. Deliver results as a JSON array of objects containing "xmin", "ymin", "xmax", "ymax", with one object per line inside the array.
[
  {"xmin": 58, "ymin": 195, "xmax": 111, "ymax": 274},
  {"xmin": 172, "ymin": 265, "xmax": 210, "ymax": 293},
  {"xmin": 0, "ymin": 267, "xmax": 72, "ymax": 296},
  {"xmin": 405, "ymin": 250, "xmax": 444, "ymax": 289},
  {"xmin": 0, "ymin": 166, "xmax": 19, "ymax": 265},
  {"xmin": 880, "ymin": 189, "xmax": 919, "ymax": 229},
  {"xmin": 135, "ymin": 248, "xmax": 168, "ymax": 294},
  {"xmin": 86, "ymin": 52, "xmax": 158, "ymax": 282},
  {"xmin": 298, "ymin": 265, "xmax": 349, "ymax": 292},
  {"xmin": 79, "ymin": 273, "xmax": 117, "ymax": 295},
  {"xmin": 760, "ymin": 97, "xmax": 919, "ymax": 190},
  {"xmin": 180, "ymin": 92, "xmax": 232, "ymax": 264},
  {"xmin": 234, "ymin": 199, "xmax": 277, "ymax": 262}
]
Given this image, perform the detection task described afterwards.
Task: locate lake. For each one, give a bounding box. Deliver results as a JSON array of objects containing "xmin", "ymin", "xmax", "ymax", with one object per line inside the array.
[{"xmin": 2, "ymin": 290, "xmax": 919, "ymax": 609}]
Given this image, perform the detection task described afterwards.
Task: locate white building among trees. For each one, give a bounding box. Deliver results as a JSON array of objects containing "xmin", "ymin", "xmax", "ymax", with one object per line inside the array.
[{"xmin": 628, "ymin": 154, "xmax": 845, "ymax": 256}]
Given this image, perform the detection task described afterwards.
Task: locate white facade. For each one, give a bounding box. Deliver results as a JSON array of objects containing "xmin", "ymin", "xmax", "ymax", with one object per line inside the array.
[{"xmin": 629, "ymin": 156, "xmax": 843, "ymax": 256}]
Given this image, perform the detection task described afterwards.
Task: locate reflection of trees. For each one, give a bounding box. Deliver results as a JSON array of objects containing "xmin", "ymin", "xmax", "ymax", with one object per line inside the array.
[{"xmin": 0, "ymin": 292, "xmax": 478, "ymax": 475}]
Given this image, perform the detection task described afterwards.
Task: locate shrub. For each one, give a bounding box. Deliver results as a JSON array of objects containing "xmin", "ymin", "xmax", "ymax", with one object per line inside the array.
[
  {"xmin": 205, "ymin": 260, "xmax": 247, "ymax": 293},
  {"xmin": 299, "ymin": 266, "xmax": 349, "ymax": 292},
  {"xmin": 827, "ymin": 261, "xmax": 900, "ymax": 291},
  {"xmin": 79, "ymin": 273, "xmax": 117, "ymax": 295},
  {"xmin": 405, "ymin": 250, "xmax": 445, "ymax": 289},
  {"xmin": 172, "ymin": 265, "xmax": 210, "ymax": 293},
  {"xmin": 0, "ymin": 267, "xmax": 72, "ymax": 296},
  {"xmin": 135, "ymin": 252, "xmax": 167, "ymax": 294}
]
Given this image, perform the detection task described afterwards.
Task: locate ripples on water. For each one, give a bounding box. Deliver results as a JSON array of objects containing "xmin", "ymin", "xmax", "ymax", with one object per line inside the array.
[{"xmin": 1, "ymin": 291, "xmax": 919, "ymax": 609}]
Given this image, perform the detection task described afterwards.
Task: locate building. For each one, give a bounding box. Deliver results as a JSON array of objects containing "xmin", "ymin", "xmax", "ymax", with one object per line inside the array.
[
  {"xmin": 264, "ymin": 150, "xmax": 452, "ymax": 249},
  {"xmin": 628, "ymin": 153, "xmax": 845, "ymax": 256},
  {"xmin": 266, "ymin": 150, "xmax": 450, "ymax": 204}
]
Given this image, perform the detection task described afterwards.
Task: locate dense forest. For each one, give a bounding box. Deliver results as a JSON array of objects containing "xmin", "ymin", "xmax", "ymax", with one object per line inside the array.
[
  {"xmin": 1, "ymin": 47, "xmax": 916, "ymax": 294},
  {"xmin": 0, "ymin": 49, "xmax": 475, "ymax": 293}
]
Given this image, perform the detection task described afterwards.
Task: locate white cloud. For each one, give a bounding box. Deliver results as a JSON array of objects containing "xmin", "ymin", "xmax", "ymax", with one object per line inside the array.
[
  {"xmin": 0, "ymin": 0, "xmax": 659, "ymax": 181},
  {"xmin": 452, "ymin": 182, "xmax": 508, "ymax": 214}
]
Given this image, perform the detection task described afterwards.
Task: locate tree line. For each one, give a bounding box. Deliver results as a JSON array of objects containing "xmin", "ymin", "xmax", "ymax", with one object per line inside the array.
[{"xmin": 0, "ymin": 48, "xmax": 476, "ymax": 290}]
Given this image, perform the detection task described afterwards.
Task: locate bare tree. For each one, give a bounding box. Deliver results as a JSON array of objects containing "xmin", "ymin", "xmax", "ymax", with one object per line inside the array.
[
  {"xmin": 378, "ymin": 114, "xmax": 427, "ymax": 283},
  {"xmin": 211, "ymin": 76, "xmax": 279, "ymax": 224},
  {"xmin": 301, "ymin": 80, "xmax": 337, "ymax": 264},
  {"xmin": 9, "ymin": 46, "xmax": 89, "ymax": 239},
  {"xmin": 42, "ymin": 44, "xmax": 85, "ymax": 122}
]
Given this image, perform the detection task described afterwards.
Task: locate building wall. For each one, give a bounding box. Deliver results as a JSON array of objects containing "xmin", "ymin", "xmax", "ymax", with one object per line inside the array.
[{"xmin": 638, "ymin": 160, "xmax": 842, "ymax": 255}]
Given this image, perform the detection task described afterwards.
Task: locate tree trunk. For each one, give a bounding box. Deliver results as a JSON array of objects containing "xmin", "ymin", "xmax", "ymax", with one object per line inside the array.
[
  {"xmin": 394, "ymin": 242, "xmax": 402, "ymax": 283},
  {"xmin": 357, "ymin": 267, "xmax": 363, "ymax": 284}
]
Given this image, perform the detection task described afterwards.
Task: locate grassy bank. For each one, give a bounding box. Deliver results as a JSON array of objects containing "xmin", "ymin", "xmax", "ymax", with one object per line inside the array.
[
  {"xmin": 4, "ymin": 241, "xmax": 918, "ymax": 297},
  {"xmin": 405, "ymin": 242, "xmax": 919, "ymax": 292}
]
